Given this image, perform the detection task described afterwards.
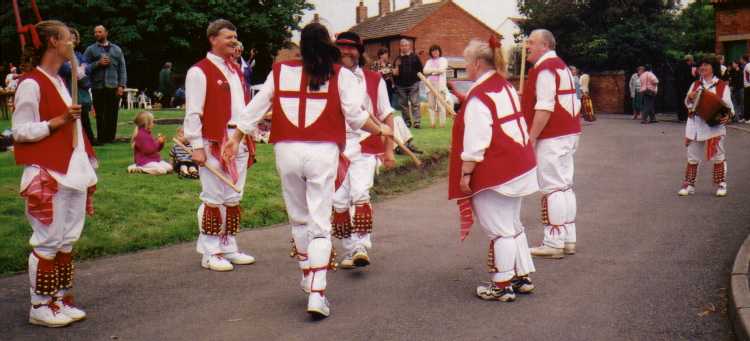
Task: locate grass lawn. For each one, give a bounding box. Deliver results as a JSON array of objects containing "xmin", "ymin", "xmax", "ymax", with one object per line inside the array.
[{"xmin": 0, "ymin": 108, "xmax": 452, "ymax": 274}]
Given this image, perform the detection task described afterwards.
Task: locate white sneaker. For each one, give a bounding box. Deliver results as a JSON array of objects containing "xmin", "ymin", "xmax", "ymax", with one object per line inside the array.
[
  {"xmin": 716, "ymin": 183, "xmax": 727, "ymax": 197},
  {"xmin": 59, "ymin": 298, "xmax": 86, "ymax": 321},
  {"xmin": 201, "ymin": 254, "xmax": 234, "ymax": 271},
  {"xmin": 339, "ymin": 255, "xmax": 355, "ymax": 269},
  {"xmin": 564, "ymin": 242, "xmax": 576, "ymax": 255},
  {"xmin": 476, "ymin": 283, "xmax": 516, "ymax": 302},
  {"xmin": 224, "ymin": 252, "xmax": 256, "ymax": 265},
  {"xmin": 677, "ymin": 185, "xmax": 695, "ymax": 196},
  {"xmin": 307, "ymin": 292, "xmax": 330, "ymax": 318},
  {"xmin": 352, "ymin": 247, "xmax": 370, "ymax": 267},
  {"xmin": 511, "ymin": 277, "xmax": 535, "ymax": 294},
  {"xmin": 530, "ymin": 245, "xmax": 565, "ymax": 259},
  {"xmin": 29, "ymin": 302, "xmax": 74, "ymax": 327}
]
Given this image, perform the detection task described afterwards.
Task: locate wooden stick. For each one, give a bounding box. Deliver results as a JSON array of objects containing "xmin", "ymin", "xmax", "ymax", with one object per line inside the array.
[
  {"xmin": 172, "ymin": 138, "xmax": 242, "ymax": 193},
  {"xmin": 417, "ymin": 72, "xmax": 456, "ymax": 117},
  {"xmin": 519, "ymin": 38, "xmax": 527, "ymax": 94},
  {"xmin": 66, "ymin": 43, "xmax": 79, "ymax": 148},
  {"xmin": 366, "ymin": 112, "xmax": 422, "ymax": 167}
]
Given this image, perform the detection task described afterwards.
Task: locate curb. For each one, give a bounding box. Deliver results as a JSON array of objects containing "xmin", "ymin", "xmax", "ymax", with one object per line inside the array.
[{"xmin": 730, "ymin": 234, "xmax": 750, "ymax": 341}]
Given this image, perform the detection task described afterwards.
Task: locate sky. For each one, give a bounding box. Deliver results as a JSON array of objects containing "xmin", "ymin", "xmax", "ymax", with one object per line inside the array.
[{"xmin": 293, "ymin": 0, "xmax": 521, "ymax": 42}]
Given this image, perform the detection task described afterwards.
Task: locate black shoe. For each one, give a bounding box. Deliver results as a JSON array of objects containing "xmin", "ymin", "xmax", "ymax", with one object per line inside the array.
[
  {"xmin": 406, "ymin": 142, "xmax": 423, "ymax": 154},
  {"xmin": 640, "ymin": 121, "xmax": 648, "ymax": 124},
  {"xmin": 649, "ymin": 119, "xmax": 658, "ymax": 123},
  {"xmin": 395, "ymin": 146, "xmax": 404, "ymax": 155},
  {"xmin": 413, "ymin": 122, "xmax": 421, "ymax": 129}
]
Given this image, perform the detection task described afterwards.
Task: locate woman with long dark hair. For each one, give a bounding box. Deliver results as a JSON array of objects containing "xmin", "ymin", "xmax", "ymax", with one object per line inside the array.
[
  {"xmin": 224, "ymin": 22, "xmax": 391, "ymax": 318},
  {"xmin": 12, "ymin": 20, "xmax": 97, "ymax": 327}
]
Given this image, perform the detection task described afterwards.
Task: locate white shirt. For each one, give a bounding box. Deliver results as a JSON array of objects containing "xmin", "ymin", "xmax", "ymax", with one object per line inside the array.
[
  {"xmin": 461, "ymin": 70, "xmax": 538, "ymax": 197},
  {"xmin": 744, "ymin": 63, "xmax": 750, "ymax": 88},
  {"xmin": 237, "ymin": 63, "xmax": 370, "ymax": 141},
  {"xmin": 341, "ymin": 66, "xmax": 394, "ymax": 158},
  {"xmin": 684, "ymin": 76, "xmax": 734, "ymax": 141},
  {"xmin": 423, "ymin": 57, "xmax": 448, "ymax": 91},
  {"xmin": 184, "ymin": 52, "xmax": 246, "ymax": 149},
  {"xmin": 13, "ymin": 67, "xmax": 97, "ymax": 193}
]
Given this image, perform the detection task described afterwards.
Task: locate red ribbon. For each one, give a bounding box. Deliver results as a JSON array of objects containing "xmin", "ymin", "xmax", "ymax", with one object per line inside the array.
[
  {"xmin": 706, "ymin": 136, "xmax": 720, "ymax": 161},
  {"xmin": 210, "ymin": 137, "xmax": 240, "ymax": 184},
  {"xmin": 21, "ymin": 169, "xmax": 58, "ymax": 225},
  {"xmin": 488, "ymin": 35, "xmax": 501, "ymax": 49},
  {"xmin": 18, "ymin": 24, "xmax": 41, "ymax": 48},
  {"xmin": 457, "ymin": 198, "xmax": 474, "ymax": 241}
]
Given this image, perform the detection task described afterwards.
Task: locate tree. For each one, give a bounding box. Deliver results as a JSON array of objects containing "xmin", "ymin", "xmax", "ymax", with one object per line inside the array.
[
  {"xmin": 0, "ymin": 0, "xmax": 313, "ymax": 89},
  {"xmin": 517, "ymin": 0, "xmax": 680, "ymax": 71}
]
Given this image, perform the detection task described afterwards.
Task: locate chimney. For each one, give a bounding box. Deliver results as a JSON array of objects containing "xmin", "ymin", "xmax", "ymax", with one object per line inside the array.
[
  {"xmin": 356, "ymin": 1, "xmax": 368, "ymax": 24},
  {"xmin": 379, "ymin": 0, "xmax": 391, "ymax": 16},
  {"xmin": 410, "ymin": 0, "xmax": 422, "ymax": 6}
]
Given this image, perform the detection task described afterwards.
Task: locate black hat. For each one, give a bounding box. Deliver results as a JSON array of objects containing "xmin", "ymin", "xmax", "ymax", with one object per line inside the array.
[{"xmin": 335, "ymin": 31, "xmax": 364, "ymax": 53}]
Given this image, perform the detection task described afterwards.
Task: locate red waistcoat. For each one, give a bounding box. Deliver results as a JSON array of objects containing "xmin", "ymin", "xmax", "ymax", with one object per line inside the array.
[
  {"xmin": 522, "ymin": 57, "xmax": 582, "ymax": 140},
  {"xmin": 360, "ymin": 69, "xmax": 387, "ymax": 155},
  {"xmin": 194, "ymin": 58, "xmax": 249, "ymax": 142},
  {"xmin": 14, "ymin": 69, "xmax": 96, "ymax": 174},
  {"xmin": 269, "ymin": 60, "xmax": 346, "ymax": 150},
  {"xmin": 448, "ymin": 72, "xmax": 537, "ymax": 200}
]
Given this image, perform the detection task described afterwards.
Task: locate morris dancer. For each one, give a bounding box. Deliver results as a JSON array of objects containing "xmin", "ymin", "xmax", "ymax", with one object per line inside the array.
[
  {"xmin": 522, "ymin": 29, "xmax": 582, "ymax": 259},
  {"xmin": 679, "ymin": 56, "xmax": 734, "ymax": 197},
  {"xmin": 332, "ymin": 31, "xmax": 396, "ymax": 269},
  {"xmin": 449, "ymin": 37, "xmax": 538, "ymax": 302},
  {"xmin": 13, "ymin": 20, "xmax": 97, "ymax": 327},
  {"xmin": 184, "ymin": 19, "xmax": 255, "ymax": 271},
  {"xmin": 224, "ymin": 23, "xmax": 392, "ymax": 318}
]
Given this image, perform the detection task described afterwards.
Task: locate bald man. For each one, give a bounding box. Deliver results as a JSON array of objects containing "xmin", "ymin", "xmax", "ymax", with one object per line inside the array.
[{"xmin": 521, "ymin": 29, "xmax": 582, "ymax": 259}]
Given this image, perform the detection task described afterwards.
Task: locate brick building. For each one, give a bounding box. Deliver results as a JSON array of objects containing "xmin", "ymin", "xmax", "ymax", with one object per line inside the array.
[
  {"xmin": 711, "ymin": 0, "xmax": 750, "ymax": 63},
  {"xmin": 349, "ymin": 0, "xmax": 499, "ymax": 77}
]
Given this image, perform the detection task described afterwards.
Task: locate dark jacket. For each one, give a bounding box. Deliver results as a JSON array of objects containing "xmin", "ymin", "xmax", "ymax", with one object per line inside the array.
[
  {"xmin": 84, "ymin": 41, "xmax": 127, "ymax": 89},
  {"xmin": 394, "ymin": 53, "xmax": 423, "ymax": 87}
]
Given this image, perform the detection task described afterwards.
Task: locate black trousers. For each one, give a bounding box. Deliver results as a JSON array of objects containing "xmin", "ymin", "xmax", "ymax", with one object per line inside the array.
[
  {"xmin": 92, "ymin": 88, "xmax": 120, "ymax": 143},
  {"xmin": 80, "ymin": 102, "xmax": 95, "ymax": 144}
]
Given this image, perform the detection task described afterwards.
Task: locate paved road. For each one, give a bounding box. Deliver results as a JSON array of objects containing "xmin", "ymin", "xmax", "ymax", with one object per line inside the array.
[{"xmin": 1, "ymin": 116, "xmax": 749, "ymax": 340}]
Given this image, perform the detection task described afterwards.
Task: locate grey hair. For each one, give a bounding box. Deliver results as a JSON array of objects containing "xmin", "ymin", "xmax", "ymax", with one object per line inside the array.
[
  {"xmin": 463, "ymin": 39, "xmax": 494, "ymax": 66},
  {"xmin": 531, "ymin": 29, "xmax": 556, "ymax": 50},
  {"xmin": 400, "ymin": 38, "xmax": 411, "ymax": 45}
]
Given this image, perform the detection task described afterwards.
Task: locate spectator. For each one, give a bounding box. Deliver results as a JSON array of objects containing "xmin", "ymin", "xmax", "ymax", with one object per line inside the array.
[
  {"xmin": 639, "ymin": 65, "xmax": 659, "ymax": 124},
  {"xmin": 234, "ymin": 42, "xmax": 253, "ymax": 94},
  {"xmin": 158, "ymin": 62, "xmax": 174, "ymax": 109},
  {"xmin": 728, "ymin": 60, "xmax": 745, "ymax": 123},
  {"xmin": 127, "ymin": 111, "xmax": 172, "ymax": 175},
  {"xmin": 5, "ymin": 66, "xmax": 19, "ymax": 90},
  {"xmin": 423, "ymin": 44, "xmax": 448, "ymax": 128},
  {"xmin": 744, "ymin": 55, "xmax": 750, "ymax": 124},
  {"xmin": 370, "ymin": 47, "xmax": 396, "ymax": 107},
  {"xmin": 629, "ymin": 67, "xmax": 644, "ymax": 120},
  {"xmin": 393, "ymin": 38, "xmax": 423, "ymax": 128},
  {"xmin": 675, "ymin": 55, "xmax": 696, "ymax": 122},
  {"xmin": 718, "ymin": 55, "xmax": 729, "ymax": 81},
  {"xmin": 59, "ymin": 27, "xmax": 95, "ymax": 144},
  {"xmin": 173, "ymin": 86, "xmax": 185, "ymax": 108},
  {"xmin": 170, "ymin": 126, "xmax": 199, "ymax": 179},
  {"xmin": 570, "ymin": 65, "xmax": 582, "ymax": 99},
  {"xmin": 84, "ymin": 25, "xmax": 127, "ymax": 144}
]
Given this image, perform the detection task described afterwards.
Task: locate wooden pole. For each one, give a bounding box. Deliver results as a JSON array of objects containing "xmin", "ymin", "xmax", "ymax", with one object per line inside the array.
[
  {"xmin": 66, "ymin": 43, "xmax": 79, "ymax": 148},
  {"xmin": 417, "ymin": 72, "xmax": 456, "ymax": 117},
  {"xmin": 519, "ymin": 38, "xmax": 527, "ymax": 94}
]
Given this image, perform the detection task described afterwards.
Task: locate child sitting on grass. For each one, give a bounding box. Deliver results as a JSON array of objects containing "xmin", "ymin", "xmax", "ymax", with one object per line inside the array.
[
  {"xmin": 127, "ymin": 111, "xmax": 173, "ymax": 175},
  {"xmin": 170, "ymin": 126, "xmax": 199, "ymax": 179}
]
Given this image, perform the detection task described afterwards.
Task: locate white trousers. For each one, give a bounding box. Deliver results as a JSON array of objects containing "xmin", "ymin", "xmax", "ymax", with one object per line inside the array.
[
  {"xmin": 27, "ymin": 185, "xmax": 86, "ymax": 304},
  {"xmin": 472, "ymin": 190, "xmax": 536, "ymax": 282},
  {"xmin": 536, "ymin": 135, "xmax": 579, "ymax": 248},
  {"xmin": 333, "ymin": 154, "xmax": 377, "ymax": 253},
  {"xmin": 393, "ymin": 116, "xmax": 413, "ymax": 148},
  {"xmin": 687, "ymin": 136, "xmax": 726, "ymax": 163},
  {"xmin": 427, "ymin": 89, "xmax": 447, "ymax": 127},
  {"xmin": 195, "ymin": 138, "xmax": 249, "ymax": 255},
  {"xmin": 128, "ymin": 160, "xmax": 173, "ymax": 175},
  {"xmin": 276, "ymin": 142, "xmax": 339, "ymax": 293}
]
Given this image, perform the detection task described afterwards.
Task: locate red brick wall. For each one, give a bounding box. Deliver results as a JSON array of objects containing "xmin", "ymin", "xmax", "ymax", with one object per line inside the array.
[
  {"xmin": 507, "ymin": 71, "xmax": 626, "ymax": 114},
  {"xmin": 405, "ymin": 2, "xmax": 497, "ymax": 59},
  {"xmin": 714, "ymin": 6, "xmax": 750, "ymax": 54}
]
